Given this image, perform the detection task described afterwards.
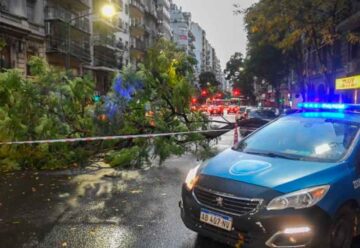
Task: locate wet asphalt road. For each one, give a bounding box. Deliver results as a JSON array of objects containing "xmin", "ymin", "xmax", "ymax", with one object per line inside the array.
[
  {"xmin": 1, "ymin": 114, "xmax": 360, "ymax": 248},
  {"xmin": 0, "ymin": 116, "xmax": 234, "ymax": 248}
]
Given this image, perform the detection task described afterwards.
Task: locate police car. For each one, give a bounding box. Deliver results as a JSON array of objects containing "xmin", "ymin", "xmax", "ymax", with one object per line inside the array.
[{"xmin": 180, "ymin": 103, "xmax": 360, "ymax": 248}]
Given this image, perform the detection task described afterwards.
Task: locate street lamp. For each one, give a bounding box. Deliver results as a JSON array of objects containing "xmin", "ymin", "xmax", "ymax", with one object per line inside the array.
[
  {"xmin": 66, "ymin": 3, "xmax": 117, "ymax": 70},
  {"xmin": 101, "ymin": 4, "xmax": 117, "ymax": 18}
]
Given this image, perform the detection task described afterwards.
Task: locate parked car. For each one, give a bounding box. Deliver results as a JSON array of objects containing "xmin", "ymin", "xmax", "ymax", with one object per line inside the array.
[{"xmin": 180, "ymin": 102, "xmax": 360, "ymax": 248}]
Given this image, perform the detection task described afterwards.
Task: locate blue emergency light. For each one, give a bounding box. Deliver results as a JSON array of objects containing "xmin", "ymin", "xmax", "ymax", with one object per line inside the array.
[{"xmin": 298, "ymin": 102, "xmax": 347, "ymax": 110}]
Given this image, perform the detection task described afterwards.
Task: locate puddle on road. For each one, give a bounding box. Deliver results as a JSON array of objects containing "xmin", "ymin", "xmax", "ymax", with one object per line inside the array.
[
  {"xmin": 67, "ymin": 165, "xmax": 143, "ymax": 208},
  {"xmin": 40, "ymin": 224, "xmax": 136, "ymax": 248}
]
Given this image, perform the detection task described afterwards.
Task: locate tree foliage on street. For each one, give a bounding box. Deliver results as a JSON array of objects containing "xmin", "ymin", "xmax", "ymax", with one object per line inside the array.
[
  {"xmin": 108, "ymin": 39, "xmax": 211, "ymax": 165},
  {"xmin": 237, "ymin": 0, "xmax": 360, "ymax": 100},
  {"xmin": 0, "ymin": 57, "xmax": 96, "ymax": 171},
  {"xmin": 0, "ymin": 39, "xmax": 211, "ymax": 171}
]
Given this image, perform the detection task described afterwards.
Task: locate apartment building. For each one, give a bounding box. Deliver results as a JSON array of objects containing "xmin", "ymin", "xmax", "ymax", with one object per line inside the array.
[
  {"xmin": 156, "ymin": 0, "xmax": 171, "ymax": 40},
  {"xmin": 143, "ymin": 0, "xmax": 158, "ymax": 49},
  {"xmin": 91, "ymin": 0, "xmax": 128, "ymax": 93},
  {"xmin": 0, "ymin": 0, "xmax": 45, "ymax": 74},
  {"xmin": 129, "ymin": 0, "xmax": 146, "ymax": 65},
  {"xmin": 190, "ymin": 22, "xmax": 204, "ymax": 78},
  {"xmin": 170, "ymin": 4, "xmax": 190, "ymax": 53}
]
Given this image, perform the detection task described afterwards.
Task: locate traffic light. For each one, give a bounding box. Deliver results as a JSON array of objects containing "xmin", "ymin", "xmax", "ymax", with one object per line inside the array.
[
  {"xmin": 93, "ymin": 93, "xmax": 101, "ymax": 103},
  {"xmin": 201, "ymin": 89, "xmax": 208, "ymax": 97},
  {"xmin": 233, "ymin": 89, "xmax": 241, "ymax": 97}
]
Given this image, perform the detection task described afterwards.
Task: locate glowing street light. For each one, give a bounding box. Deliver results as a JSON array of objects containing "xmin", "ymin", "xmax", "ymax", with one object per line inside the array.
[{"xmin": 101, "ymin": 3, "xmax": 117, "ymax": 18}]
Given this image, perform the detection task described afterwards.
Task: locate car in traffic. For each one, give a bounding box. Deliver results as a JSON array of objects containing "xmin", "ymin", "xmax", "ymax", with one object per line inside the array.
[
  {"xmin": 227, "ymin": 105, "xmax": 240, "ymax": 114},
  {"xmin": 180, "ymin": 102, "xmax": 360, "ymax": 248},
  {"xmin": 235, "ymin": 106, "xmax": 257, "ymax": 121},
  {"xmin": 236, "ymin": 108, "xmax": 278, "ymax": 137},
  {"xmin": 208, "ymin": 105, "xmax": 224, "ymax": 116}
]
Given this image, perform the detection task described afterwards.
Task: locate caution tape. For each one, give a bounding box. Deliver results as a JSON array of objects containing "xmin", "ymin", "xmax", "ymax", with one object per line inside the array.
[
  {"xmin": 0, "ymin": 129, "xmax": 235, "ymax": 146},
  {"xmin": 0, "ymin": 126, "xmax": 261, "ymax": 146}
]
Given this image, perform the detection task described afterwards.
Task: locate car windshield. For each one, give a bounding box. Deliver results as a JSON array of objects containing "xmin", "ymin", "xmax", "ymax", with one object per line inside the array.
[
  {"xmin": 235, "ymin": 117, "xmax": 360, "ymax": 162},
  {"xmin": 249, "ymin": 110, "xmax": 277, "ymax": 119}
]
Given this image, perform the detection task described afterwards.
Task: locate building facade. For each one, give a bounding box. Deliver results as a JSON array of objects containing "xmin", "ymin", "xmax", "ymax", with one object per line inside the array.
[
  {"xmin": 44, "ymin": 0, "xmax": 91, "ymax": 73},
  {"xmin": 156, "ymin": 0, "xmax": 171, "ymax": 40},
  {"xmin": 91, "ymin": 0, "xmax": 129, "ymax": 93},
  {"xmin": 0, "ymin": 0, "xmax": 45, "ymax": 74},
  {"xmin": 129, "ymin": 0, "xmax": 146, "ymax": 66},
  {"xmin": 291, "ymin": 0, "xmax": 360, "ymax": 104},
  {"xmin": 190, "ymin": 22, "xmax": 204, "ymax": 78},
  {"xmin": 170, "ymin": 4, "xmax": 190, "ymax": 53},
  {"xmin": 143, "ymin": 0, "xmax": 158, "ymax": 49},
  {"xmin": 0, "ymin": 0, "xmax": 221, "ymax": 93}
]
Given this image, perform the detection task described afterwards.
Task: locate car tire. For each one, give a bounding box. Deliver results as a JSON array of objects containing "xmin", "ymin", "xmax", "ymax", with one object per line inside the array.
[{"xmin": 329, "ymin": 205, "xmax": 356, "ymax": 248}]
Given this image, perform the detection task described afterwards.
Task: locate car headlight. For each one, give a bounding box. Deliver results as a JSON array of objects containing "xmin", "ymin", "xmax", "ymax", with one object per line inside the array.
[
  {"xmin": 267, "ymin": 185, "xmax": 330, "ymax": 210},
  {"xmin": 185, "ymin": 164, "xmax": 201, "ymax": 191}
]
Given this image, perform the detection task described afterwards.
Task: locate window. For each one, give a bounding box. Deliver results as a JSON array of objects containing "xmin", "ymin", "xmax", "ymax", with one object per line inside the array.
[
  {"xmin": 125, "ymin": 4, "xmax": 129, "ymax": 15},
  {"xmin": 236, "ymin": 118, "xmax": 360, "ymax": 162},
  {"xmin": 0, "ymin": 43, "xmax": 11, "ymax": 71},
  {"xmin": 0, "ymin": 0, "xmax": 10, "ymax": 12},
  {"xmin": 27, "ymin": 0, "xmax": 36, "ymax": 23}
]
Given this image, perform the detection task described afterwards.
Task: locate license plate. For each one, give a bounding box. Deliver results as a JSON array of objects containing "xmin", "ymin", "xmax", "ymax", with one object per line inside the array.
[{"xmin": 200, "ymin": 209, "xmax": 233, "ymax": 231}]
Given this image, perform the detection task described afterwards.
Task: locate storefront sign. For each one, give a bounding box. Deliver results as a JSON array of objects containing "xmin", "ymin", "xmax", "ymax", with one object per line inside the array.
[{"xmin": 336, "ymin": 75, "xmax": 360, "ymax": 90}]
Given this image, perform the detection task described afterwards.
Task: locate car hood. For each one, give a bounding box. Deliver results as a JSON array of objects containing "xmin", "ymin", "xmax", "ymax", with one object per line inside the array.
[{"xmin": 200, "ymin": 148, "xmax": 346, "ymax": 193}]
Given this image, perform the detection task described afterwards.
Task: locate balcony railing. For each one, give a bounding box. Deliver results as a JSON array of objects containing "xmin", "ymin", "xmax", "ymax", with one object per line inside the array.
[
  {"xmin": 93, "ymin": 35, "xmax": 127, "ymax": 50},
  {"xmin": 93, "ymin": 48, "xmax": 122, "ymax": 69},
  {"xmin": 129, "ymin": 0, "xmax": 145, "ymax": 12},
  {"xmin": 130, "ymin": 40, "xmax": 146, "ymax": 51},
  {"xmin": 45, "ymin": 6, "xmax": 90, "ymax": 33},
  {"xmin": 46, "ymin": 38, "xmax": 91, "ymax": 62},
  {"xmin": 144, "ymin": 4, "xmax": 158, "ymax": 18}
]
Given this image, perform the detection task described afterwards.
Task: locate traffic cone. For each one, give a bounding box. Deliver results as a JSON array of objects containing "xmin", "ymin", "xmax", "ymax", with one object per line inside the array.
[{"xmin": 234, "ymin": 121, "xmax": 239, "ymax": 145}]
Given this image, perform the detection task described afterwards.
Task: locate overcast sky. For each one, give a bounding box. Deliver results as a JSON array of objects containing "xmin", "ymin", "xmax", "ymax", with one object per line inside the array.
[{"xmin": 171, "ymin": 0, "xmax": 258, "ymax": 70}]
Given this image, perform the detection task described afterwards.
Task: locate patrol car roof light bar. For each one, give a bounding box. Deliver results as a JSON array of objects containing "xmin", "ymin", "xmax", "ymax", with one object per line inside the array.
[
  {"xmin": 298, "ymin": 102, "xmax": 348, "ymax": 111},
  {"xmin": 297, "ymin": 102, "xmax": 360, "ymax": 113}
]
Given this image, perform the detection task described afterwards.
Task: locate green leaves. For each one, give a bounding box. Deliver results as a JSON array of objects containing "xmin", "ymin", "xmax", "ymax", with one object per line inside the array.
[
  {"xmin": 0, "ymin": 41, "xmax": 211, "ymax": 172},
  {"xmin": 0, "ymin": 57, "xmax": 97, "ymax": 171}
]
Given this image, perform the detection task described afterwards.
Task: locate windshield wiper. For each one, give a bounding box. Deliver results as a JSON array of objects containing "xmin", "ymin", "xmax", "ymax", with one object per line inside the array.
[{"xmin": 244, "ymin": 151, "xmax": 300, "ymax": 161}]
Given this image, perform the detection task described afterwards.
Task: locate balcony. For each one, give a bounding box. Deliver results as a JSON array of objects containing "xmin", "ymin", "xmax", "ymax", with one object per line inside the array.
[
  {"xmin": 92, "ymin": 15, "xmax": 121, "ymax": 31},
  {"xmin": 144, "ymin": 4, "xmax": 158, "ymax": 19},
  {"xmin": 59, "ymin": 0, "xmax": 90, "ymax": 11},
  {"xmin": 45, "ymin": 6, "xmax": 90, "ymax": 33},
  {"xmin": 93, "ymin": 35, "xmax": 127, "ymax": 51},
  {"xmin": 130, "ymin": 40, "xmax": 146, "ymax": 50},
  {"xmin": 157, "ymin": 6, "xmax": 170, "ymax": 22},
  {"xmin": 129, "ymin": 0, "xmax": 145, "ymax": 18},
  {"xmin": 93, "ymin": 49, "xmax": 120, "ymax": 69},
  {"xmin": 46, "ymin": 38, "xmax": 91, "ymax": 62},
  {"xmin": 130, "ymin": 22, "xmax": 145, "ymax": 37}
]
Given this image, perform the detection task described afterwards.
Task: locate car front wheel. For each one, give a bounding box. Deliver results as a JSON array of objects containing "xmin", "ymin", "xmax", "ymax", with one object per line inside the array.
[{"xmin": 329, "ymin": 205, "xmax": 356, "ymax": 248}]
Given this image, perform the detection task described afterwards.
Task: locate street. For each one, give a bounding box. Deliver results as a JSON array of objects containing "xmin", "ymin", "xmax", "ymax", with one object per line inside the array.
[
  {"xmin": 0, "ymin": 115, "xmax": 234, "ymax": 248},
  {"xmin": 1, "ymin": 113, "xmax": 360, "ymax": 248}
]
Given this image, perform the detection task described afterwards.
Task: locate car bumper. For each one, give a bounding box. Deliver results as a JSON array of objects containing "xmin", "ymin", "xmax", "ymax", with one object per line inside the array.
[{"xmin": 180, "ymin": 184, "xmax": 331, "ymax": 248}]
